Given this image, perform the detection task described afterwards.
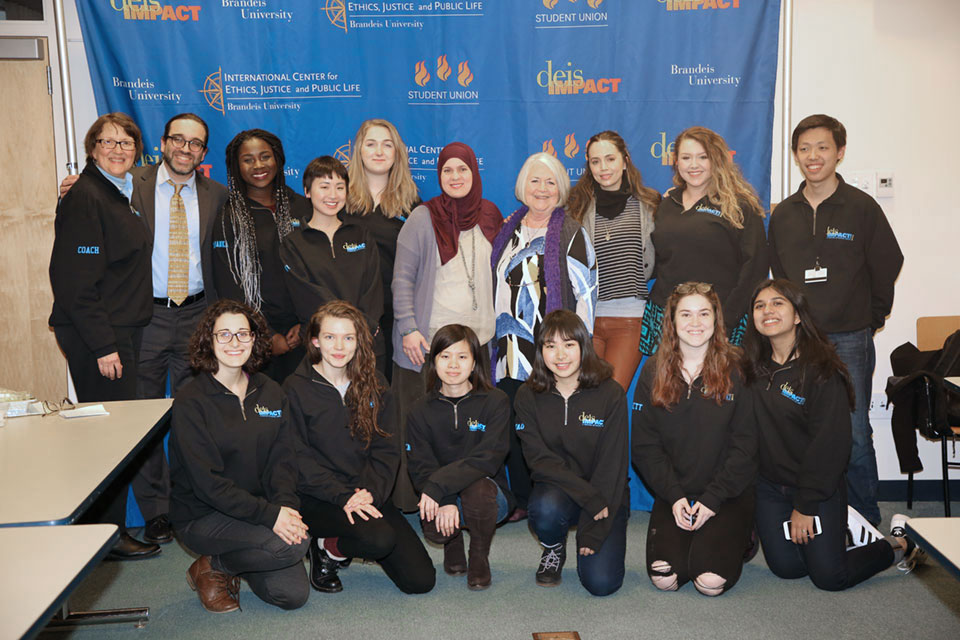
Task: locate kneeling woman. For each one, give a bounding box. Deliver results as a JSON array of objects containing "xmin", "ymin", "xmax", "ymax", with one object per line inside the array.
[
  {"xmin": 406, "ymin": 324, "xmax": 514, "ymax": 590},
  {"xmin": 169, "ymin": 299, "xmax": 310, "ymax": 613},
  {"xmin": 284, "ymin": 301, "xmax": 435, "ymax": 594},
  {"xmin": 744, "ymin": 279, "xmax": 922, "ymax": 590},
  {"xmin": 632, "ymin": 282, "xmax": 757, "ymax": 597},
  {"xmin": 515, "ymin": 310, "xmax": 629, "ymax": 596}
]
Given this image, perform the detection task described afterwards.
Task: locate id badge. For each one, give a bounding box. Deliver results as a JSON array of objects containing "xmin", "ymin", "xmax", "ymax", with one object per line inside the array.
[{"xmin": 804, "ymin": 266, "xmax": 828, "ymax": 283}]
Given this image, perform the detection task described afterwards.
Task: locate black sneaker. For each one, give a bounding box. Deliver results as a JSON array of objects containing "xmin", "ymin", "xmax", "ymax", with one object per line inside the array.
[
  {"xmin": 535, "ymin": 543, "xmax": 565, "ymax": 587},
  {"xmin": 308, "ymin": 540, "xmax": 343, "ymax": 593},
  {"xmin": 890, "ymin": 513, "xmax": 926, "ymax": 574}
]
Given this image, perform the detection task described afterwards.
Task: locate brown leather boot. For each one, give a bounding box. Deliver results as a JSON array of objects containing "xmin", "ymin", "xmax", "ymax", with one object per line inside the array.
[
  {"xmin": 461, "ymin": 478, "xmax": 499, "ymax": 591},
  {"xmin": 421, "ymin": 516, "xmax": 467, "ymax": 575},
  {"xmin": 186, "ymin": 555, "xmax": 240, "ymax": 613}
]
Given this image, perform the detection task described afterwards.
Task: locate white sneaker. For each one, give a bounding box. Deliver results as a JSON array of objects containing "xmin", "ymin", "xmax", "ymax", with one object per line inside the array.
[
  {"xmin": 890, "ymin": 513, "xmax": 926, "ymax": 574},
  {"xmin": 847, "ymin": 506, "xmax": 884, "ymax": 549}
]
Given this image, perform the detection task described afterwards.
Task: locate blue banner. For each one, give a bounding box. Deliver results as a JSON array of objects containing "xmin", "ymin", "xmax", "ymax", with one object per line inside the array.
[
  {"xmin": 79, "ymin": 0, "xmax": 780, "ymax": 516},
  {"xmin": 78, "ymin": 0, "xmax": 780, "ymax": 208}
]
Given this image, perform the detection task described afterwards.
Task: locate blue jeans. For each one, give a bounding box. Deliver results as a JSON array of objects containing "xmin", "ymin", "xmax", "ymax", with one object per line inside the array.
[
  {"xmin": 828, "ymin": 328, "xmax": 880, "ymax": 525},
  {"xmin": 528, "ymin": 484, "xmax": 628, "ymax": 596}
]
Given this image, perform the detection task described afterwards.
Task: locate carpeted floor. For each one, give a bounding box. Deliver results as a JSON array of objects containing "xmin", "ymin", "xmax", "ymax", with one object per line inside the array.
[{"xmin": 45, "ymin": 501, "xmax": 960, "ymax": 640}]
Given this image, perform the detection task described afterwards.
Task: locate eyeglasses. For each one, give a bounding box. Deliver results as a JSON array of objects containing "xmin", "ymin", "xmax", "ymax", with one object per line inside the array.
[
  {"xmin": 673, "ymin": 281, "xmax": 715, "ymax": 296},
  {"xmin": 97, "ymin": 139, "xmax": 136, "ymax": 151},
  {"xmin": 164, "ymin": 135, "xmax": 206, "ymax": 152},
  {"xmin": 42, "ymin": 398, "xmax": 76, "ymax": 418},
  {"xmin": 213, "ymin": 329, "xmax": 255, "ymax": 344}
]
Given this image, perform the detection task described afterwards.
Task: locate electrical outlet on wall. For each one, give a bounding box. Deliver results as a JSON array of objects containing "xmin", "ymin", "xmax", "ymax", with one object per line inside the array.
[{"xmin": 869, "ymin": 393, "xmax": 893, "ymax": 419}]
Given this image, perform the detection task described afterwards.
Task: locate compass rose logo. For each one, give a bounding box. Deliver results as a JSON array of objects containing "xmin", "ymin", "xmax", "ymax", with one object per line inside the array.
[
  {"xmin": 324, "ymin": 0, "xmax": 347, "ymax": 32},
  {"xmin": 199, "ymin": 67, "xmax": 224, "ymax": 115}
]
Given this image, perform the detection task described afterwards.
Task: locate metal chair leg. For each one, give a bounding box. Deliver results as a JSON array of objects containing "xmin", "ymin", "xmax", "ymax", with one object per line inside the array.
[
  {"xmin": 943, "ymin": 434, "xmax": 952, "ymax": 518},
  {"xmin": 907, "ymin": 472, "xmax": 914, "ymax": 510}
]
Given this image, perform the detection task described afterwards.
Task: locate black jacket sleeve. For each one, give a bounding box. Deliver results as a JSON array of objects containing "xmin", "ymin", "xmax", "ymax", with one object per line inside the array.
[
  {"xmin": 514, "ymin": 387, "xmax": 606, "ymax": 515},
  {"xmin": 577, "ymin": 389, "xmax": 629, "ymax": 552},
  {"xmin": 631, "ymin": 366, "xmax": 686, "ymax": 506},
  {"xmin": 279, "ymin": 236, "xmax": 336, "ymax": 326},
  {"xmin": 698, "ymin": 382, "xmax": 758, "ymax": 513},
  {"xmin": 358, "ymin": 231, "xmax": 385, "ymax": 335},
  {"xmin": 172, "ymin": 396, "xmax": 281, "ymax": 528},
  {"xmin": 50, "ymin": 189, "xmax": 117, "ymax": 357},
  {"xmin": 863, "ymin": 202, "xmax": 903, "ymax": 330},
  {"xmin": 359, "ymin": 388, "xmax": 401, "ymax": 507},
  {"xmin": 722, "ymin": 206, "xmax": 769, "ymax": 331},
  {"xmin": 795, "ymin": 373, "xmax": 853, "ymax": 515},
  {"xmin": 260, "ymin": 396, "xmax": 301, "ymax": 510},
  {"xmin": 424, "ymin": 397, "xmax": 510, "ymax": 505},
  {"xmin": 404, "ymin": 403, "xmax": 449, "ymax": 503}
]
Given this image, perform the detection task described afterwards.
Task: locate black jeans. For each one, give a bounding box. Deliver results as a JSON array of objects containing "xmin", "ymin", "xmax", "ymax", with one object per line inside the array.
[
  {"xmin": 646, "ymin": 491, "xmax": 754, "ymax": 595},
  {"xmin": 298, "ymin": 495, "xmax": 435, "ymax": 594},
  {"xmin": 755, "ymin": 477, "xmax": 894, "ymax": 591},
  {"xmin": 528, "ymin": 483, "xmax": 628, "ymax": 596},
  {"xmin": 176, "ymin": 511, "xmax": 310, "ymax": 609}
]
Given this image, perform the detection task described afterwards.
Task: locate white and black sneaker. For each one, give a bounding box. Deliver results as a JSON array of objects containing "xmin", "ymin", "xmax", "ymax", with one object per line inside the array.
[
  {"xmin": 890, "ymin": 513, "xmax": 926, "ymax": 574},
  {"xmin": 847, "ymin": 506, "xmax": 884, "ymax": 550},
  {"xmin": 535, "ymin": 543, "xmax": 565, "ymax": 587}
]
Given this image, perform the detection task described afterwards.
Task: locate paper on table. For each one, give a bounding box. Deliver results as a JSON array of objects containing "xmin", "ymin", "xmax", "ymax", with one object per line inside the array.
[{"xmin": 60, "ymin": 405, "xmax": 110, "ymax": 419}]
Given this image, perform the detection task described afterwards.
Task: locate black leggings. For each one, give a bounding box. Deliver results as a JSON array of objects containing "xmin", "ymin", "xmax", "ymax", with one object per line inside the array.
[
  {"xmin": 646, "ymin": 491, "xmax": 754, "ymax": 595},
  {"xmin": 755, "ymin": 477, "xmax": 894, "ymax": 591},
  {"xmin": 298, "ymin": 495, "xmax": 435, "ymax": 594}
]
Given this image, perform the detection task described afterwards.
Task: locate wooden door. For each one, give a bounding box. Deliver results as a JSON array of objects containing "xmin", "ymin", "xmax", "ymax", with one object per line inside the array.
[{"xmin": 0, "ymin": 36, "xmax": 66, "ymax": 402}]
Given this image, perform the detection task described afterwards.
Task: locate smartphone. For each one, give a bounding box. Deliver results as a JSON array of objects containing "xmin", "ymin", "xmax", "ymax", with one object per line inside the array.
[{"xmin": 783, "ymin": 516, "xmax": 822, "ymax": 540}]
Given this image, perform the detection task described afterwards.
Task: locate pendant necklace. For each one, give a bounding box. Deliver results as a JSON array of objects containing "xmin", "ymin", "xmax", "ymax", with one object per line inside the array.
[{"xmin": 459, "ymin": 229, "xmax": 478, "ymax": 311}]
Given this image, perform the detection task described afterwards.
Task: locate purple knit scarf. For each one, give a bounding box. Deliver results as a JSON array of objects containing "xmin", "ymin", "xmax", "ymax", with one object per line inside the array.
[{"xmin": 491, "ymin": 205, "xmax": 566, "ymax": 314}]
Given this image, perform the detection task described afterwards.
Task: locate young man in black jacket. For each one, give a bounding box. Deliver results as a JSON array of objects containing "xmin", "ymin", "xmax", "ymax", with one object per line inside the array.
[{"xmin": 768, "ymin": 114, "xmax": 903, "ymax": 526}]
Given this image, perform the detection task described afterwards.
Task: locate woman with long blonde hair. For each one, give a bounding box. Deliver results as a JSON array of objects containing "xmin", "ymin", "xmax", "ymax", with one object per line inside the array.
[
  {"xmin": 283, "ymin": 300, "xmax": 434, "ymax": 595},
  {"xmin": 639, "ymin": 126, "xmax": 767, "ymax": 355}
]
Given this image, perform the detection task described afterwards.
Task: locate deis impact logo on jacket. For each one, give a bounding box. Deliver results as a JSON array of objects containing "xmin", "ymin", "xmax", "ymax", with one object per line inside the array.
[
  {"xmin": 780, "ymin": 383, "xmax": 806, "ymax": 406},
  {"xmin": 255, "ymin": 404, "xmax": 283, "ymax": 418},
  {"xmin": 579, "ymin": 412, "xmax": 604, "ymax": 428}
]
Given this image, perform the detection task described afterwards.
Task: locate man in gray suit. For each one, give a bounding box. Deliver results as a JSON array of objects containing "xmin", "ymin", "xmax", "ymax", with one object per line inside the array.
[{"xmin": 130, "ymin": 113, "xmax": 228, "ymax": 544}]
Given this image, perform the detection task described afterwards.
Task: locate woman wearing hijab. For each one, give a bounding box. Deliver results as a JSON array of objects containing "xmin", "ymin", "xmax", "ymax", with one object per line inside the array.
[{"xmin": 391, "ymin": 142, "xmax": 503, "ymax": 510}]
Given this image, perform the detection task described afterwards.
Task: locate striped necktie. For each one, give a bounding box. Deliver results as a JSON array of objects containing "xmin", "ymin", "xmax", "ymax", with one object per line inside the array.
[{"xmin": 167, "ymin": 180, "xmax": 189, "ymax": 305}]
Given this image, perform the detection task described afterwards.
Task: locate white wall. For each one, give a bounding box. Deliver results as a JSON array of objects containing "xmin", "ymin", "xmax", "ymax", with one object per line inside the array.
[
  {"xmin": 773, "ymin": 0, "xmax": 960, "ymax": 481},
  {"xmin": 6, "ymin": 0, "xmax": 959, "ymax": 480}
]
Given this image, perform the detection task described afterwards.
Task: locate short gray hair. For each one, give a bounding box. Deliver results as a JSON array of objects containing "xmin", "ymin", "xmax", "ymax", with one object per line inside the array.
[{"xmin": 514, "ymin": 152, "xmax": 570, "ymax": 207}]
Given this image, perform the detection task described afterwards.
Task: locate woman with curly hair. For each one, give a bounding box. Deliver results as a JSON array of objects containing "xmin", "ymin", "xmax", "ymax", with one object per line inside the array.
[
  {"xmin": 566, "ymin": 130, "xmax": 660, "ymax": 390},
  {"xmin": 632, "ymin": 282, "xmax": 756, "ymax": 597},
  {"xmin": 169, "ymin": 299, "xmax": 310, "ymax": 613},
  {"xmin": 284, "ymin": 300, "xmax": 435, "ymax": 595},
  {"xmin": 346, "ymin": 119, "xmax": 420, "ymax": 380},
  {"xmin": 640, "ymin": 126, "xmax": 767, "ymax": 355},
  {"xmin": 212, "ymin": 128, "xmax": 311, "ymax": 382}
]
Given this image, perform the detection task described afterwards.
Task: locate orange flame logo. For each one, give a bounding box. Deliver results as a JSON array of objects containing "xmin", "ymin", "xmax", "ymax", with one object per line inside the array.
[
  {"xmin": 542, "ymin": 0, "xmax": 558, "ymax": 8},
  {"xmin": 542, "ymin": 140, "xmax": 557, "ymax": 157},
  {"xmin": 457, "ymin": 61, "xmax": 474, "ymax": 87},
  {"xmin": 437, "ymin": 55, "xmax": 452, "ymax": 82},
  {"xmin": 587, "ymin": 0, "xmax": 604, "ymax": 8},
  {"xmin": 563, "ymin": 133, "xmax": 580, "ymax": 159},
  {"xmin": 414, "ymin": 61, "xmax": 431, "ymax": 87}
]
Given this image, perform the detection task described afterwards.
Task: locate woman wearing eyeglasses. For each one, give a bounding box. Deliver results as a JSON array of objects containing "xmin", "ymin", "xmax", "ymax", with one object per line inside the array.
[
  {"xmin": 49, "ymin": 112, "xmax": 158, "ymax": 559},
  {"xmin": 169, "ymin": 299, "xmax": 310, "ymax": 613}
]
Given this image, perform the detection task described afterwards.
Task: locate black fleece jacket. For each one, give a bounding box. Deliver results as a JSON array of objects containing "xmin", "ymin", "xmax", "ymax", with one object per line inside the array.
[
  {"xmin": 751, "ymin": 359, "xmax": 852, "ymax": 515},
  {"xmin": 48, "ymin": 161, "xmax": 152, "ymax": 357},
  {"xmin": 406, "ymin": 387, "xmax": 513, "ymax": 508},
  {"xmin": 168, "ymin": 372, "xmax": 300, "ymax": 529},
  {"xmin": 280, "ymin": 211, "xmax": 383, "ymax": 336},
  {"xmin": 283, "ymin": 358, "xmax": 399, "ymax": 508},
  {"xmin": 650, "ymin": 187, "xmax": 768, "ymax": 331},
  {"xmin": 769, "ymin": 175, "xmax": 903, "ymax": 333},
  {"xmin": 631, "ymin": 358, "xmax": 757, "ymax": 513},
  {"xmin": 514, "ymin": 378, "xmax": 629, "ymax": 551}
]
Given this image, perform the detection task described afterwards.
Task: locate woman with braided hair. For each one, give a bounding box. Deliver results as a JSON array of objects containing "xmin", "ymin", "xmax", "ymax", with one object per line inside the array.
[{"xmin": 212, "ymin": 129, "xmax": 312, "ymax": 382}]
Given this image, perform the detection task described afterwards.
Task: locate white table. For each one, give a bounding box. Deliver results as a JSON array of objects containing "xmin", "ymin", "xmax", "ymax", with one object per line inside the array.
[
  {"xmin": 0, "ymin": 524, "xmax": 119, "ymax": 640},
  {"xmin": 906, "ymin": 517, "xmax": 960, "ymax": 581},
  {"xmin": 0, "ymin": 399, "xmax": 172, "ymax": 527}
]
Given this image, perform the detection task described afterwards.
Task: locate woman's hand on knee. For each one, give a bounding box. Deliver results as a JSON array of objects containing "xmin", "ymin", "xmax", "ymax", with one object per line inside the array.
[
  {"xmin": 435, "ymin": 504, "xmax": 460, "ymax": 537},
  {"xmin": 578, "ymin": 546, "xmax": 595, "ymax": 556},
  {"xmin": 789, "ymin": 509, "xmax": 816, "ymax": 545},
  {"xmin": 419, "ymin": 493, "xmax": 440, "ymax": 522},
  {"xmin": 344, "ymin": 502, "xmax": 382, "ymax": 525},
  {"xmin": 671, "ymin": 498, "xmax": 694, "ymax": 531},
  {"xmin": 689, "ymin": 501, "xmax": 716, "ymax": 531},
  {"xmin": 273, "ymin": 506, "xmax": 308, "ymax": 545}
]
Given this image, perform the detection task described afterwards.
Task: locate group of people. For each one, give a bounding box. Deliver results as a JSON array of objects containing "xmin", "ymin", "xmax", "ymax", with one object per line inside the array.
[{"xmin": 48, "ymin": 109, "xmax": 916, "ymax": 611}]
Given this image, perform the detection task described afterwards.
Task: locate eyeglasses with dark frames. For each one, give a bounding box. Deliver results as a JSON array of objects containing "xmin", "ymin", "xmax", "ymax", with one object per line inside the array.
[
  {"xmin": 164, "ymin": 135, "xmax": 206, "ymax": 152},
  {"xmin": 213, "ymin": 329, "xmax": 255, "ymax": 344}
]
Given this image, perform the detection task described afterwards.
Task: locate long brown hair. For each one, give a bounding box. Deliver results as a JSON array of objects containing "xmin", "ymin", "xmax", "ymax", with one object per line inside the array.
[
  {"xmin": 346, "ymin": 118, "xmax": 418, "ymax": 218},
  {"xmin": 306, "ymin": 301, "xmax": 388, "ymax": 447},
  {"xmin": 652, "ymin": 282, "xmax": 740, "ymax": 408},
  {"xmin": 566, "ymin": 130, "xmax": 661, "ymax": 223},
  {"xmin": 671, "ymin": 126, "xmax": 765, "ymax": 229}
]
